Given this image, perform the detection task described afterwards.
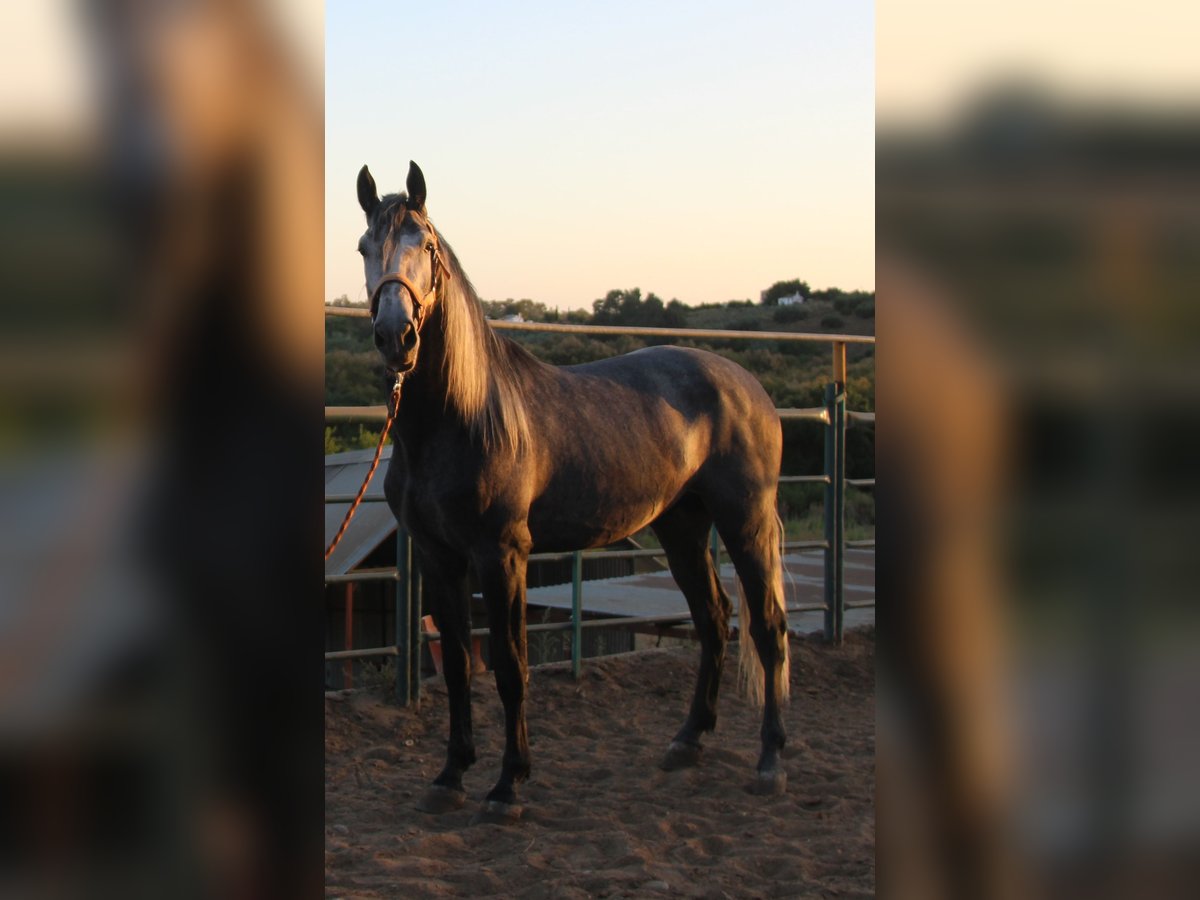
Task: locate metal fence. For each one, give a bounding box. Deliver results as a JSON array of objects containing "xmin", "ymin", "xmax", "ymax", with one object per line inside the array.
[{"xmin": 324, "ymin": 308, "xmax": 875, "ymax": 704}]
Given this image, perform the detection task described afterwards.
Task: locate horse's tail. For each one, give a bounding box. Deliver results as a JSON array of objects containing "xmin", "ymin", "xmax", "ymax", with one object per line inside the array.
[{"xmin": 737, "ymin": 513, "xmax": 791, "ymax": 708}]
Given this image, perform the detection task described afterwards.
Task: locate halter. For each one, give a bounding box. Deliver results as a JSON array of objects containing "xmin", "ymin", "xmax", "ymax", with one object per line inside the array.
[
  {"xmin": 368, "ymin": 206, "xmax": 451, "ymax": 335},
  {"xmin": 328, "ymin": 208, "xmax": 445, "ymax": 562}
]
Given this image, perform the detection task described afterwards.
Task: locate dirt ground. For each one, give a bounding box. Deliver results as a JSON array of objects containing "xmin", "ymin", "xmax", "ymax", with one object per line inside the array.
[{"xmin": 326, "ymin": 628, "xmax": 875, "ymax": 899}]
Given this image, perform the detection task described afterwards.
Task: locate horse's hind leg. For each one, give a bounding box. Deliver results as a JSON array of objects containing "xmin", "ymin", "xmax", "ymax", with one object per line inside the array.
[
  {"xmin": 414, "ymin": 545, "xmax": 476, "ymax": 813},
  {"xmin": 651, "ymin": 496, "xmax": 733, "ymax": 771},
  {"xmin": 714, "ymin": 498, "xmax": 790, "ymax": 794}
]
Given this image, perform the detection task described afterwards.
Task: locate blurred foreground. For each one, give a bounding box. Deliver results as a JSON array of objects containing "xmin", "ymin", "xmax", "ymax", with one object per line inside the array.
[
  {"xmin": 878, "ymin": 25, "xmax": 1200, "ymax": 900},
  {"xmin": 1, "ymin": 2, "xmax": 323, "ymax": 897}
]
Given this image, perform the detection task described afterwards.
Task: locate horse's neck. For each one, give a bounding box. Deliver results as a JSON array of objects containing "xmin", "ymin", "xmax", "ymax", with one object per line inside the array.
[
  {"xmin": 396, "ymin": 333, "xmax": 452, "ymax": 417},
  {"xmin": 396, "ymin": 295, "xmax": 494, "ymax": 439}
]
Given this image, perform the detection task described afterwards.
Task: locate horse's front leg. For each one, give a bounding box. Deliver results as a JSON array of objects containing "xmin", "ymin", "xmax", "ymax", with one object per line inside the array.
[
  {"xmin": 471, "ymin": 531, "xmax": 532, "ymax": 823},
  {"xmin": 414, "ymin": 545, "xmax": 476, "ymax": 813}
]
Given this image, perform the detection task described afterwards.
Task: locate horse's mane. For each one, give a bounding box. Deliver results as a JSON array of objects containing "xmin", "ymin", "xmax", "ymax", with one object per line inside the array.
[
  {"xmin": 431, "ymin": 227, "xmax": 536, "ymax": 454},
  {"xmin": 373, "ymin": 192, "xmax": 535, "ymax": 452}
]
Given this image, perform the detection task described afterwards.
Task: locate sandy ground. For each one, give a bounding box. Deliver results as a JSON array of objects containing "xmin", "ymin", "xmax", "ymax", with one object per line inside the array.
[{"xmin": 326, "ymin": 628, "xmax": 874, "ymax": 898}]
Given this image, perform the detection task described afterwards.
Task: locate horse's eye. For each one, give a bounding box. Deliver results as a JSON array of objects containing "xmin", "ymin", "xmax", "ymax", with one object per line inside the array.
[{"xmin": 424, "ymin": 242, "xmax": 434, "ymax": 253}]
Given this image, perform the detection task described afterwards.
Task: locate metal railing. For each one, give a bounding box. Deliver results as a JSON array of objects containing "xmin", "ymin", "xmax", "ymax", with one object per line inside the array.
[{"xmin": 324, "ymin": 309, "xmax": 874, "ymax": 704}]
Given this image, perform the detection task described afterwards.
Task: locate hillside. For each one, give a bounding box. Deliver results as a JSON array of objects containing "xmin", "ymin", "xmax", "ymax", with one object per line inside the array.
[{"xmin": 325, "ymin": 290, "xmax": 874, "ymax": 412}]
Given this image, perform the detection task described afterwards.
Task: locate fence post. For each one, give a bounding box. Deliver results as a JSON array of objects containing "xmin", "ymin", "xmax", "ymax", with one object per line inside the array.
[
  {"xmin": 343, "ymin": 583, "xmax": 355, "ymax": 689},
  {"xmin": 832, "ymin": 340, "xmax": 847, "ymax": 386},
  {"xmin": 823, "ymin": 385, "xmax": 836, "ymax": 642},
  {"xmin": 410, "ymin": 562, "xmax": 423, "ymax": 701},
  {"xmin": 394, "ymin": 527, "xmax": 415, "ymax": 705},
  {"xmin": 833, "ymin": 382, "xmax": 846, "ymax": 643},
  {"xmin": 571, "ymin": 551, "xmax": 583, "ymax": 679},
  {"xmin": 823, "ymin": 342, "xmax": 847, "ymax": 644}
]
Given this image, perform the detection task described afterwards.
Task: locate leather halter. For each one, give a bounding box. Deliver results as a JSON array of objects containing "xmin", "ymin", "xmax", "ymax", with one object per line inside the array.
[{"xmin": 368, "ymin": 207, "xmax": 450, "ymax": 334}]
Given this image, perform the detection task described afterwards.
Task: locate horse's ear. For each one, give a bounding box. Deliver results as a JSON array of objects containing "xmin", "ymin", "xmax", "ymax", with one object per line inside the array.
[
  {"xmin": 406, "ymin": 160, "xmax": 427, "ymax": 212},
  {"xmin": 357, "ymin": 165, "xmax": 379, "ymax": 216}
]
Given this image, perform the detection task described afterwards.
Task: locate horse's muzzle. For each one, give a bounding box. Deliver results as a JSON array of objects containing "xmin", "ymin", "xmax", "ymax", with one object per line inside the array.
[{"xmin": 374, "ymin": 319, "xmax": 419, "ymax": 373}]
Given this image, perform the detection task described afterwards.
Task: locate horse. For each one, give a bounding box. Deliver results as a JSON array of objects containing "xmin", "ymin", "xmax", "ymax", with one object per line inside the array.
[{"xmin": 357, "ymin": 161, "xmax": 791, "ymax": 822}]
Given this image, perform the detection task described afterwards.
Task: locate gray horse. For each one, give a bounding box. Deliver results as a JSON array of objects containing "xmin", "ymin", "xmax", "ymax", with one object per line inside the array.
[{"xmin": 357, "ymin": 161, "xmax": 790, "ymax": 822}]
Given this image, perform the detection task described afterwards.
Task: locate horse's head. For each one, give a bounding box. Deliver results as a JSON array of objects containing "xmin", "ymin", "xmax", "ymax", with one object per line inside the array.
[{"xmin": 356, "ymin": 161, "xmax": 448, "ymax": 375}]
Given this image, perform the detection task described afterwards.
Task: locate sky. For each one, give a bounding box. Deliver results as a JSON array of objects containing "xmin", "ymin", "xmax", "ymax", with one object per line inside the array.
[
  {"xmin": 326, "ymin": 1, "xmax": 875, "ymax": 311},
  {"xmin": 9, "ymin": 3, "xmax": 1198, "ymax": 312}
]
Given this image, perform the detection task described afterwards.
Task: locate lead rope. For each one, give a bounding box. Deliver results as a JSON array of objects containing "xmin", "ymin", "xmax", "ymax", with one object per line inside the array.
[{"xmin": 324, "ymin": 374, "xmax": 405, "ymax": 561}]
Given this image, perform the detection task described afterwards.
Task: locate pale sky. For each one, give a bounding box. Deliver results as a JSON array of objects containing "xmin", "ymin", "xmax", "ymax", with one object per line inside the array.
[
  {"xmin": 326, "ymin": 1, "xmax": 875, "ymax": 310},
  {"xmin": 10, "ymin": 3, "xmax": 1198, "ymax": 314}
]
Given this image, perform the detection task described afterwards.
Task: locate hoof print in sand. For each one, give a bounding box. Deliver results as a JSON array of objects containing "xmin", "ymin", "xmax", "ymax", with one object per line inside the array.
[
  {"xmin": 751, "ymin": 769, "xmax": 787, "ymax": 796},
  {"xmin": 470, "ymin": 800, "xmax": 524, "ymax": 825},
  {"xmin": 416, "ymin": 785, "xmax": 466, "ymax": 813},
  {"xmin": 659, "ymin": 741, "xmax": 703, "ymax": 771}
]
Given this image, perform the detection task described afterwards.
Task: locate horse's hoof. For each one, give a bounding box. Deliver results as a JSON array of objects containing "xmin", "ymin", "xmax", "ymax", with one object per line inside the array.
[
  {"xmin": 416, "ymin": 785, "xmax": 466, "ymax": 813},
  {"xmin": 469, "ymin": 800, "xmax": 523, "ymax": 825},
  {"xmin": 660, "ymin": 740, "xmax": 703, "ymax": 771},
  {"xmin": 752, "ymin": 768, "xmax": 787, "ymax": 796}
]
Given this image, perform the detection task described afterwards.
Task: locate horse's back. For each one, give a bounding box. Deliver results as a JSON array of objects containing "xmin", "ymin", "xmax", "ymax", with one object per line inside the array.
[
  {"xmin": 566, "ymin": 345, "xmax": 776, "ymax": 418},
  {"xmin": 551, "ymin": 346, "xmax": 780, "ymax": 483}
]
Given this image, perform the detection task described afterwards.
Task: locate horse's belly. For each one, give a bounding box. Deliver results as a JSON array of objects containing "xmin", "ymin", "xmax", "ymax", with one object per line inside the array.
[
  {"xmin": 527, "ymin": 425, "xmax": 707, "ymax": 551},
  {"xmin": 527, "ymin": 488, "xmax": 679, "ymax": 553}
]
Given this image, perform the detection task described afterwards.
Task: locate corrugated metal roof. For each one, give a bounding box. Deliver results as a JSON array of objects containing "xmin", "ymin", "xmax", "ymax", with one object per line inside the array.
[
  {"xmin": 324, "ymin": 446, "xmax": 397, "ymax": 577},
  {"xmin": 524, "ymin": 549, "xmax": 876, "ymax": 633}
]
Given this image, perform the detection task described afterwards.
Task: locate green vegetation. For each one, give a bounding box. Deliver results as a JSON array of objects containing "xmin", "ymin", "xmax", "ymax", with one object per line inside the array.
[{"xmin": 324, "ymin": 424, "xmax": 384, "ymax": 455}]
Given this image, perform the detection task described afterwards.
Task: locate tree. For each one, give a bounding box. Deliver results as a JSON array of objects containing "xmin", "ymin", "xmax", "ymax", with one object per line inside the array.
[
  {"xmin": 592, "ymin": 288, "xmax": 641, "ymax": 325},
  {"xmin": 664, "ymin": 299, "xmax": 688, "ymax": 328},
  {"xmin": 592, "ymin": 288, "xmax": 622, "ymax": 324},
  {"xmin": 592, "ymin": 288, "xmax": 689, "ymax": 328}
]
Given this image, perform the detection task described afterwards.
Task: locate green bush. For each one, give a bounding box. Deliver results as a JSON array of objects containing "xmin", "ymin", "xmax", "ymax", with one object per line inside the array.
[
  {"xmin": 324, "ymin": 425, "xmax": 383, "ymax": 454},
  {"xmin": 728, "ymin": 318, "xmax": 761, "ymax": 331},
  {"xmin": 772, "ymin": 305, "xmax": 807, "ymax": 324}
]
